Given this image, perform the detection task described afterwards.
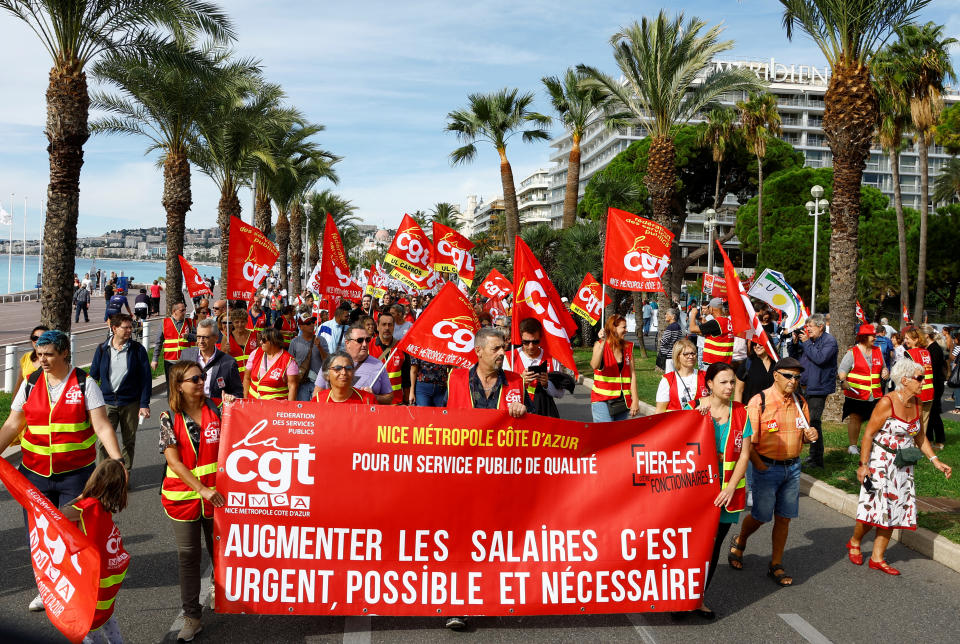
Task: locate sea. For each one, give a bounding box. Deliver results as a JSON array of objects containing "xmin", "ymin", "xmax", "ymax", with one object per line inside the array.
[{"xmin": 0, "ymin": 255, "xmax": 221, "ymax": 294}]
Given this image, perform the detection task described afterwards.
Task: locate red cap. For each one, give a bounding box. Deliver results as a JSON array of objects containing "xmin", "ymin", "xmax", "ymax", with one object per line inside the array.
[{"xmin": 857, "ymin": 324, "xmax": 876, "ymax": 336}]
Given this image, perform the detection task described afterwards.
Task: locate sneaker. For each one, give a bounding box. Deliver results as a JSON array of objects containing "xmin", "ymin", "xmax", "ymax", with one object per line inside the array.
[
  {"xmin": 28, "ymin": 594, "xmax": 44, "ymax": 612},
  {"xmin": 444, "ymin": 617, "xmax": 467, "ymax": 630},
  {"xmin": 177, "ymin": 616, "xmax": 203, "ymax": 642},
  {"xmin": 847, "ymin": 445, "xmax": 860, "ymax": 456}
]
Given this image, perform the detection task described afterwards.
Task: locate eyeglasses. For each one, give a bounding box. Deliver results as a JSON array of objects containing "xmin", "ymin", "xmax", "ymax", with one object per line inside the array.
[
  {"xmin": 329, "ymin": 364, "xmax": 355, "ymax": 372},
  {"xmin": 196, "ymin": 334, "xmax": 216, "ymax": 341},
  {"xmin": 349, "ymin": 336, "xmax": 373, "ymax": 345},
  {"xmin": 776, "ymin": 372, "xmax": 801, "ymax": 381},
  {"xmin": 521, "ymin": 339, "xmax": 541, "ymax": 346},
  {"xmin": 180, "ymin": 374, "xmax": 203, "ymax": 384},
  {"xmin": 681, "ymin": 351, "xmax": 697, "ymax": 357},
  {"xmin": 30, "ymin": 335, "xmax": 41, "ymax": 342}
]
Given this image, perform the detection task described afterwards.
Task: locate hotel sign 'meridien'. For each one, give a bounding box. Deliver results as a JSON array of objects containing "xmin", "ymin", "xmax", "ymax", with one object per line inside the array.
[{"xmin": 713, "ymin": 58, "xmax": 830, "ymax": 86}]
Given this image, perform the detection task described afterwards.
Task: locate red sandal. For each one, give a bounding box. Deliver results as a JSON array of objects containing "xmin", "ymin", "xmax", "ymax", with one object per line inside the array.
[
  {"xmin": 845, "ymin": 540, "xmax": 863, "ymax": 565},
  {"xmin": 868, "ymin": 559, "xmax": 901, "ymax": 576}
]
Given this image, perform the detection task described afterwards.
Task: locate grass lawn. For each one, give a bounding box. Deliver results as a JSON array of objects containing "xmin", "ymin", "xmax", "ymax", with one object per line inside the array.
[{"xmin": 0, "ymin": 392, "xmax": 10, "ymax": 427}]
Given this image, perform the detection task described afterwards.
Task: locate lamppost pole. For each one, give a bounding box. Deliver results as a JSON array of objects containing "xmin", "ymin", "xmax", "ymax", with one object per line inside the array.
[
  {"xmin": 805, "ymin": 185, "xmax": 828, "ymax": 316},
  {"xmin": 705, "ymin": 208, "xmax": 717, "ymax": 278}
]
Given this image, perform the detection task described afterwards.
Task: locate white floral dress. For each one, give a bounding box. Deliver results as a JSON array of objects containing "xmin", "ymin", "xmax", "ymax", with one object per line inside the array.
[{"xmin": 856, "ymin": 397, "xmax": 921, "ymax": 530}]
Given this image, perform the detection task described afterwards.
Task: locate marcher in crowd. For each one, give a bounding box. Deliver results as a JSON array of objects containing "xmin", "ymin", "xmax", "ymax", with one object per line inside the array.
[
  {"xmin": 314, "ymin": 351, "xmax": 378, "ymax": 404},
  {"xmin": 134, "ymin": 287, "xmax": 150, "ymax": 321},
  {"xmin": 12, "ymin": 325, "xmax": 49, "ymax": 415},
  {"xmin": 874, "ymin": 325, "xmax": 894, "ymax": 374},
  {"xmin": 920, "ymin": 324, "xmax": 947, "ymax": 450},
  {"xmin": 391, "ymin": 304, "xmax": 412, "ymax": 340},
  {"xmin": 288, "ymin": 311, "xmax": 328, "ymax": 401},
  {"xmin": 902, "ymin": 327, "xmax": 935, "ymax": 440},
  {"xmin": 504, "ymin": 317, "xmax": 566, "ymax": 417},
  {"xmin": 847, "ymin": 359, "xmax": 952, "ymax": 575},
  {"xmin": 656, "ymin": 338, "xmax": 708, "ymax": 413},
  {"xmin": 641, "ymin": 299, "xmax": 653, "ymax": 337},
  {"xmin": 446, "ymin": 326, "xmax": 530, "ymax": 426},
  {"xmin": 368, "ymin": 310, "xmax": 407, "ymax": 405},
  {"xmin": 689, "ymin": 297, "xmax": 735, "ymax": 366},
  {"xmin": 90, "ymin": 314, "xmax": 152, "ymax": 475},
  {"xmin": 358, "ymin": 315, "xmax": 377, "ymax": 342},
  {"xmin": 658, "ymin": 308, "xmax": 683, "ymax": 373},
  {"xmin": 180, "ymin": 318, "xmax": 243, "ymax": 407},
  {"xmin": 314, "ymin": 324, "xmax": 394, "ymax": 404},
  {"xmin": 838, "ymin": 324, "xmax": 887, "ymax": 456},
  {"xmin": 695, "ymin": 362, "xmax": 753, "ymax": 619},
  {"xmin": 61, "ymin": 459, "xmax": 130, "ymax": 643},
  {"xmin": 736, "ymin": 341, "xmax": 776, "ymax": 405},
  {"xmin": 789, "ymin": 313, "xmax": 837, "ymax": 469},
  {"xmin": 73, "ymin": 282, "xmax": 91, "ymax": 323},
  {"xmin": 226, "ymin": 308, "xmax": 259, "ymax": 377},
  {"xmin": 274, "ymin": 304, "xmax": 298, "ymax": 348},
  {"xmin": 247, "ymin": 298, "xmax": 267, "ymax": 332},
  {"xmin": 350, "ymin": 294, "xmax": 374, "ymax": 324},
  {"xmin": 319, "ymin": 302, "xmax": 352, "ymax": 353},
  {"xmin": 104, "ymin": 286, "xmax": 132, "ymax": 322},
  {"xmin": 159, "ymin": 360, "xmax": 228, "ymax": 642},
  {"xmin": 590, "ymin": 314, "xmax": 640, "ymax": 421},
  {"xmin": 149, "ymin": 280, "xmax": 162, "ymax": 316},
  {"xmin": 151, "ymin": 301, "xmax": 195, "ymax": 385},
  {"xmin": 409, "ymin": 356, "xmax": 451, "ymax": 407},
  {"xmin": 890, "ymin": 332, "xmax": 905, "ymax": 369},
  {"xmin": 244, "ymin": 327, "xmax": 298, "ymax": 401},
  {"xmin": 728, "ymin": 357, "xmax": 817, "ymax": 588},
  {"xmin": 0, "ymin": 330, "xmax": 125, "ymax": 612}
]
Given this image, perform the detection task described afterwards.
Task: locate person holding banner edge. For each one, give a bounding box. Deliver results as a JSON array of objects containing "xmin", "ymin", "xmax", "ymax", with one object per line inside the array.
[
  {"xmin": 446, "ymin": 326, "xmax": 529, "ymax": 418},
  {"xmin": 590, "ymin": 314, "xmax": 640, "ymax": 421},
  {"xmin": 314, "ymin": 352, "xmax": 378, "ymax": 404},
  {"xmin": 656, "ymin": 338, "xmax": 708, "ymax": 413}
]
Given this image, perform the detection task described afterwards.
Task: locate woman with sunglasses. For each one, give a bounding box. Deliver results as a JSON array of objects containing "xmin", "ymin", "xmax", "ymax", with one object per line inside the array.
[
  {"xmin": 243, "ymin": 327, "xmax": 298, "ymax": 401},
  {"xmin": 158, "ymin": 360, "xmax": 229, "ymax": 641},
  {"xmin": 7, "ymin": 326, "xmax": 50, "ymax": 448},
  {"xmin": 846, "ymin": 359, "xmax": 952, "ymax": 575},
  {"xmin": 656, "ymin": 338, "xmax": 708, "ymax": 413},
  {"xmin": 314, "ymin": 351, "xmax": 377, "ymax": 404}
]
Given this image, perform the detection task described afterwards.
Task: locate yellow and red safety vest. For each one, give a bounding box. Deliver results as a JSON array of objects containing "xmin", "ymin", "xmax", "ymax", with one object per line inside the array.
[
  {"xmin": 161, "ymin": 402, "xmax": 220, "ymax": 522},
  {"xmin": 844, "ymin": 345, "xmax": 884, "ymax": 400},
  {"xmin": 590, "ymin": 341, "xmax": 634, "ymax": 407},
  {"xmin": 720, "ymin": 403, "xmax": 748, "ymax": 513},
  {"xmin": 446, "ymin": 368, "xmax": 526, "ymax": 409},
  {"xmin": 21, "ymin": 368, "xmax": 95, "ymax": 476},
  {"xmin": 369, "ymin": 339, "xmax": 403, "ymax": 404},
  {"xmin": 905, "ymin": 347, "xmax": 934, "ymax": 404},
  {"xmin": 702, "ymin": 316, "xmax": 734, "ymax": 365},
  {"xmin": 248, "ymin": 348, "xmax": 293, "ymax": 400},
  {"xmin": 72, "ymin": 497, "xmax": 129, "ymax": 629},
  {"xmin": 161, "ymin": 317, "xmax": 193, "ymax": 362},
  {"xmin": 228, "ymin": 331, "xmax": 259, "ymax": 375}
]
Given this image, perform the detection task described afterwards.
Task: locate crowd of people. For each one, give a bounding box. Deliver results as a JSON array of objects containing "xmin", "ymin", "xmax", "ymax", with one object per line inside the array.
[{"xmin": 2, "ymin": 280, "xmax": 959, "ymax": 640}]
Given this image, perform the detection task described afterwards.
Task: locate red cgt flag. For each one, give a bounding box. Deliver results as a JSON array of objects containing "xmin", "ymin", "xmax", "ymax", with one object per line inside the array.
[
  {"xmin": 479, "ymin": 268, "xmax": 513, "ymax": 300},
  {"xmin": 0, "ymin": 458, "xmax": 100, "ymax": 643},
  {"xmin": 716, "ymin": 241, "xmax": 775, "ymax": 356},
  {"xmin": 179, "ymin": 255, "xmax": 212, "ymax": 299},
  {"xmin": 320, "ymin": 213, "xmax": 363, "ymax": 300},
  {"xmin": 385, "ymin": 214, "xmax": 432, "ymax": 278},
  {"xmin": 432, "ymin": 222, "xmax": 476, "ymax": 285},
  {"xmin": 226, "ymin": 217, "xmax": 278, "ymax": 301},
  {"xmin": 902, "ymin": 304, "xmax": 910, "ymax": 324},
  {"xmin": 569, "ymin": 272, "xmax": 603, "ymax": 325},
  {"xmin": 396, "ymin": 281, "xmax": 480, "ymax": 367},
  {"xmin": 390, "ymin": 263, "xmax": 443, "ymax": 293},
  {"xmin": 512, "ymin": 237, "xmax": 579, "ymax": 375},
  {"xmin": 856, "ymin": 300, "xmax": 867, "ymax": 324},
  {"xmin": 603, "ymin": 207, "xmax": 674, "ymax": 292}
]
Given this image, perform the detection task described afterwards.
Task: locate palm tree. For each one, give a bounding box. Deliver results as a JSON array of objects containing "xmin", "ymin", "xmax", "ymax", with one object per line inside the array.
[
  {"xmin": 446, "ymin": 89, "xmax": 552, "ymax": 247},
  {"xmin": 933, "ymin": 157, "xmax": 960, "ymax": 203},
  {"xmin": 698, "ymin": 106, "xmax": 739, "ymax": 211},
  {"xmin": 470, "ymin": 232, "xmax": 496, "ymax": 261},
  {"xmin": 430, "ymin": 202, "xmax": 462, "ymax": 230},
  {"xmin": 192, "ymin": 77, "xmax": 287, "ymax": 283},
  {"xmin": 872, "ymin": 53, "xmax": 913, "ymax": 317},
  {"xmin": 780, "ymin": 0, "xmax": 931, "ymax": 354},
  {"xmin": 0, "ymin": 0, "xmax": 233, "ymax": 329},
  {"xmin": 542, "ymin": 69, "xmax": 604, "ymax": 228},
  {"xmin": 583, "ymin": 173, "xmax": 641, "ymax": 253},
  {"xmin": 91, "ymin": 47, "xmax": 250, "ymax": 312},
  {"xmin": 578, "ymin": 11, "xmax": 764, "ymax": 321},
  {"xmin": 409, "ymin": 210, "xmax": 429, "ymax": 228},
  {"xmin": 878, "ymin": 22, "xmax": 956, "ymax": 321},
  {"xmin": 737, "ymin": 93, "xmax": 781, "ymax": 247},
  {"xmin": 305, "ymin": 190, "xmax": 358, "ymax": 268}
]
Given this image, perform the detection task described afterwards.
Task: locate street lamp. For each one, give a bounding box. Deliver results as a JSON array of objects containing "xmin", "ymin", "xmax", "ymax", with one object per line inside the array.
[
  {"xmin": 704, "ymin": 208, "xmax": 718, "ymax": 278},
  {"xmin": 805, "ymin": 185, "xmax": 828, "ymax": 315}
]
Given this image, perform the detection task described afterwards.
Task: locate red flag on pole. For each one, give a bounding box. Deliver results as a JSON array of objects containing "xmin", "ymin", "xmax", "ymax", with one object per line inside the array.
[
  {"xmin": 603, "ymin": 207, "xmax": 674, "ymax": 292},
  {"xmin": 226, "ymin": 217, "xmax": 278, "ymax": 301},
  {"xmin": 479, "ymin": 269, "xmax": 513, "ymax": 300},
  {"xmin": 319, "ymin": 213, "xmax": 363, "ymax": 301},
  {"xmin": 432, "ymin": 222, "xmax": 476, "ymax": 285},
  {"xmin": 716, "ymin": 241, "xmax": 775, "ymax": 356},
  {"xmin": 179, "ymin": 255, "xmax": 212, "ymax": 299},
  {"xmin": 855, "ymin": 300, "xmax": 867, "ymax": 324},
  {"xmin": 396, "ymin": 281, "xmax": 480, "ymax": 367},
  {"xmin": 569, "ymin": 273, "xmax": 603, "ymax": 325},
  {"xmin": 902, "ymin": 304, "xmax": 910, "ymax": 324},
  {"xmin": 512, "ymin": 237, "xmax": 579, "ymax": 375},
  {"xmin": 384, "ymin": 214, "xmax": 432, "ymax": 278}
]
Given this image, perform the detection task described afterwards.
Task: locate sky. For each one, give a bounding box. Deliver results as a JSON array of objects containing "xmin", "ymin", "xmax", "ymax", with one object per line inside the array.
[{"xmin": 0, "ymin": 0, "xmax": 958, "ymax": 238}]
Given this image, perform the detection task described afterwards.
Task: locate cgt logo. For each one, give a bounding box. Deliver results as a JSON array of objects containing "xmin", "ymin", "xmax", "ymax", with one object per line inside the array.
[
  {"xmin": 63, "ymin": 385, "xmax": 83, "ymax": 405},
  {"xmin": 504, "ymin": 388, "xmax": 522, "ymax": 404},
  {"xmin": 577, "ymin": 284, "xmax": 603, "ymax": 318},
  {"xmin": 517, "ymin": 270, "xmax": 568, "ymax": 339},
  {"xmin": 432, "ymin": 317, "xmax": 475, "ymax": 353},
  {"xmin": 333, "ymin": 265, "xmax": 353, "ymax": 288},
  {"xmin": 437, "ymin": 237, "xmax": 474, "ymax": 273},
  {"xmin": 623, "ymin": 240, "xmax": 669, "ymax": 279},
  {"xmin": 482, "ymin": 280, "xmax": 509, "ymax": 298},
  {"xmin": 224, "ymin": 420, "xmax": 316, "ymax": 494},
  {"xmin": 396, "ymin": 229, "xmax": 430, "ymax": 265}
]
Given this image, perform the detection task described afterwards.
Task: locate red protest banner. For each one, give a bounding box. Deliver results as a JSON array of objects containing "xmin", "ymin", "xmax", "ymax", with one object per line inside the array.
[
  {"xmin": 390, "ymin": 263, "xmax": 443, "ymax": 293},
  {"xmin": 0, "ymin": 459, "xmax": 99, "ymax": 643},
  {"xmin": 603, "ymin": 208, "xmax": 674, "ymax": 292},
  {"xmin": 227, "ymin": 217, "xmax": 278, "ymax": 301},
  {"xmin": 384, "ymin": 214, "xmax": 432, "ymax": 278},
  {"xmin": 365, "ymin": 262, "xmax": 389, "ymax": 298},
  {"xmin": 856, "ymin": 300, "xmax": 867, "ymax": 324},
  {"xmin": 479, "ymin": 268, "xmax": 513, "ymax": 300},
  {"xmin": 179, "ymin": 255, "xmax": 212, "ymax": 298},
  {"xmin": 484, "ymin": 295, "xmax": 507, "ymax": 319},
  {"xmin": 395, "ymin": 281, "xmax": 479, "ymax": 367},
  {"xmin": 320, "ymin": 213, "xmax": 364, "ymax": 301},
  {"xmin": 569, "ymin": 273, "xmax": 602, "ymax": 325},
  {"xmin": 432, "ymin": 222, "xmax": 476, "ymax": 285},
  {"xmin": 214, "ymin": 401, "xmax": 721, "ymax": 616},
  {"xmin": 512, "ymin": 237, "xmax": 579, "ymax": 374}
]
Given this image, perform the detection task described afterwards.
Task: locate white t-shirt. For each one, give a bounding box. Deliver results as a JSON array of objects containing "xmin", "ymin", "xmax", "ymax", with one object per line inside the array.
[
  {"xmin": 655, "ymin": 371, "xmax": 699, "ymax": 404},
  {"xmin": 12, "ymin": 368, "xmax": 105, "ymax": 411},
  {"xmin": 393, "ymin": 321, "xmax": 412, "ymax": 341}
]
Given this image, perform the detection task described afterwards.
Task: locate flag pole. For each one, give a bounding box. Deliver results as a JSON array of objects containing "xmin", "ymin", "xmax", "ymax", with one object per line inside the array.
[{"xmin": 22, "ymin": 196, "xmax": 27, "ymax": 291}]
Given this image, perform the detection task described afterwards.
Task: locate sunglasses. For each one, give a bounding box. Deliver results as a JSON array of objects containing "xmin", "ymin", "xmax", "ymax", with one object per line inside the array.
[
  {"xmin": 521, "ymin": 339, "xmax": 541, "ymax": 346},
  {"xmin": 330, "ymin": 364, "xmax": 355, "ymax": 372},
  {"xmin": 681, "ymin": 351, "xmax": 697, "ymax": 357},
  {"xmin": 349, "ymin": 337, "xmax": 373, "ymax": 345},
  {"xmin": 776, "ymin": 372, "xmax": 801, "ymax": 381},
  {"xmin": 910, "ymin": 375, "xmax": 925, "ymax": 382},
  {"xmin": 30, "ymin": 335, "xmax": 41, "ymax": 342},
  {"xmin": 180, "ymin": 374, "xmax": 204, "ymax": 384}
]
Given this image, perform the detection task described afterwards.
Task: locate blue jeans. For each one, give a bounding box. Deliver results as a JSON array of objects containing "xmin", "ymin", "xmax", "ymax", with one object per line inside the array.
[
  {"xmin": 415, "ymin": 381, "xmax": 448, "ymax": 407},
  {"xmin": 747, "ymin": 460, "xmax": 801, "ymax": 522},
  {"xmin": 20, "ymin": 463, "xmax": 95, "ymax": 537},
  {"xmin": 953, "ymin": 386, "xmax": 960, "ymax": 410},
  {"xmin": 591, "ymin": 401, "xmax": 629, "ymax": 422},
  {"xmin": 642, "ymin": 318, "xmax": 652, "ymax": 335}
]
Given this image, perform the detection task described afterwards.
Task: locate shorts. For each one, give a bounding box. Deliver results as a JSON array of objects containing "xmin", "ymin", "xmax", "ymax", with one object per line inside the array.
[
  {"xmin": 747, "ymin": 460, "xmax": 801, "ymax": 522},
  {"xmin": 842, "ymin": 397, "xmax": 877, "ymax": 421}
]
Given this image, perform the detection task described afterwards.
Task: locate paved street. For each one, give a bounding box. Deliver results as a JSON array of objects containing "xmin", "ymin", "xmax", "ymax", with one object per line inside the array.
[{"xmin": 2, "ymin": 384, "xmax": 960, "ymax": 643}]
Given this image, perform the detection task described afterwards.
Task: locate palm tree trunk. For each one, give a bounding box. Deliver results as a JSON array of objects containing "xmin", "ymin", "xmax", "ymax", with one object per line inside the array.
[
  {"xmin": 290, "ymin": 202, "xmax": 303, "ymax": 295},
  {"xmin": 499, "ymin": 150, "xmax": 519, "ymax": 251},
  {"xmin": 913, "ymin": 138, "xmax": 929, "ymax": 321},
  {"xmin": 218, "ymin": 184, "xmax": 241, "ymax": 294},
  {"xmin": 645, "ymin": 135, "xmax": 677, "ymax": 334},
  {"xmin": 254, "ymin": 189, "xmax": 272, "ymax": 236},
  {"xmin": 562, "ymin": 136, "xmax": 582, "ymax": 228},
  {"xmin": 632, "ymin": 292, "xmax": 648, "ymax": 358},
  {"xmin": 890, "ymin": 148, "xmax": 909, "ymax": 316},
  {"xmin": 162, "ymin": 152, "xmax": 191, "ymax": 313},
  {"xmin": 276, "ymin": 208, "xmax": 290, "ymax": 293},
  {"xmin": 756, "ymin": 157, "xmax": 764, "ymax": 249},
  {"xmin": 40, "ymin": 66, "xmax": 90, "ymax": 331},
  {"xmin": 309, "ymin": 239, "xmax": 319, "ymax": 270},
  {"xmin": 713, "ymin": 162, "xmax": 722, "ymax": 211}
]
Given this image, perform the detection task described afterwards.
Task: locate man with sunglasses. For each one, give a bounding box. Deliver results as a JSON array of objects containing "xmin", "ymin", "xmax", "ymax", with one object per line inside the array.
[
  {"xmin": 504, "ymin": 317, "xmax": 565, "ymax": 417},
  {"xmin": 730, "ymin": 357, "xmax": 818, "ymax": 589},
  {"xmin": 312, "ymin": 323, "xmax": 394, "ymax": 404}
]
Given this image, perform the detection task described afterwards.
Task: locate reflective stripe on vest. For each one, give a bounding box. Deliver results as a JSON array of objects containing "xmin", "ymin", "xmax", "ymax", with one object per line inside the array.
[
  {"xmin": 279, "ymin": 318, "xmax": 297, "ymax": 346},
  {"xmin": 720, "ymin": 403, "xmax": 748, "ymax": 513},
  {"xmin": 905, "ymin": 347, "xmax": 934, "ymax": 403},
  {"xmin": 702, "ymin": 316, "xmax": 734, "ymax": 364},
  {"xmin": 228, "ymin": 332, "xmax": 258, "ymax": 374},
  {"xmin": 249, "ymin": 348, "xmax": 292, "ymax": 400},
  {"xmin": 161, "ymin": 403, "xmax": 221, "ymax": 521},
  {"xmin": 73, "ymin": 497, "xmax": 129, "ymax": 630},
  {"xmin": 162, "ymin": 317, "xmax": 191, "ymax": 361},
  {"xmin": 21, "ymin": 369, "xmax": 95, "ymax": 476},
  {"xmin": 844, "ymin": 345, "xmax": 883, "ymax": 400},
  {"xmin": 590, "ymin": 341, "xmax": 633, "ymax": 406}
]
